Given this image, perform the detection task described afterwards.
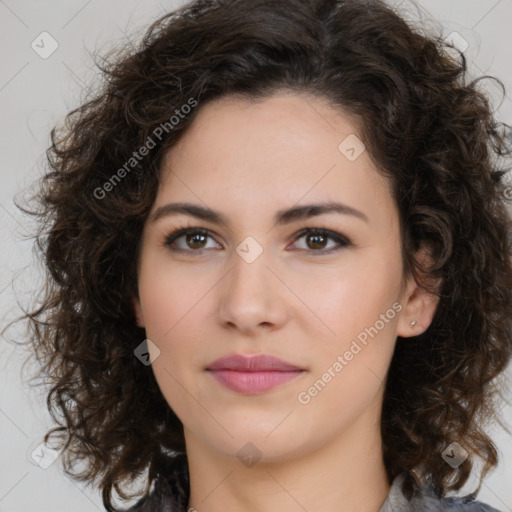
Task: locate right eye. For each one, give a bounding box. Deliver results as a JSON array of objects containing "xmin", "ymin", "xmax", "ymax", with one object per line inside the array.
[{"xmin": 164, "ymin": 227, "xmax": 221, "ymax": 253}]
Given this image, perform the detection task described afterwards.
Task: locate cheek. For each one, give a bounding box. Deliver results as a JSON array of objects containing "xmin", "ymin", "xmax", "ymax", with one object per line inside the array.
[
  {"xmin": 307, "ymin": 252, "xmax": 402, "ymax": 336},
  {"xmin": 306, "ymin": 258, "xmax": 402, "ymax": 387},
  {"xmin": 296, "ymin": 281, "xmax": 400, "ymax": 424},
  {"xmin": 138, "ymin": 275, "xmax": 204, "ymax": 422},
  {"xmin": 136, "ymin": 250, "xmax": 211, "ymax": 380},
  {"xmin": 137, "ymin": 248, "xmax": 209, "ymax": 339}
]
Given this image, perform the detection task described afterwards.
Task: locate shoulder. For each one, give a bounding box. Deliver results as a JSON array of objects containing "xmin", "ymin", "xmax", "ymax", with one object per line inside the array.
[
  {"xmin": 380, "ymin": 474, "xmax": 503, "ymax": 512},
  {"xmin": 410, "ymin": 493, "xmax": 503, "ymax": 511}
]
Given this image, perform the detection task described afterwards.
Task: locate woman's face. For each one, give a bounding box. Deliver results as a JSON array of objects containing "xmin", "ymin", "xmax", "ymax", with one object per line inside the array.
[{"xmin": 133, "ymin": 91, "xmax": 426, "ymax": 463}]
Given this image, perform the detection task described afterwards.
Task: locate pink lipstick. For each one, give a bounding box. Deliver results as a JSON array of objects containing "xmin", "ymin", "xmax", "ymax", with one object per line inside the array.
[{"xmin": 206, "ymin": 354, "xmax": 305, "ymax": 394}]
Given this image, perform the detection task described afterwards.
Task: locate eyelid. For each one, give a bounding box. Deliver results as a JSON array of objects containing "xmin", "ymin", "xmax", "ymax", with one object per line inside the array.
[{"xmin": 163, "ymin": 224, "xmax": 352, "ymax": 254}]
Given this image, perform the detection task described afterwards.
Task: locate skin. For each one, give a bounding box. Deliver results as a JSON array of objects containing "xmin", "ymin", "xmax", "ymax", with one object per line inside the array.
[{"xmin": 133, "ymin": 91, "xmax": 440, "ymax": 512}]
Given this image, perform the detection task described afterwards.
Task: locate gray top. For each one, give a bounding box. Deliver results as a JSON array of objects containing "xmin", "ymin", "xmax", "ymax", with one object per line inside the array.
[{"xmin": 377, "ymin": 474, "xmax": 502, "ymax": 512}]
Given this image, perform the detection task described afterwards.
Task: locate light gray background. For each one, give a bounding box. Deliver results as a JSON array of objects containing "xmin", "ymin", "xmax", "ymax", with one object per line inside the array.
[{"xmin": 1, "ymin": 0, "xmax": 511, "ymax": 511}]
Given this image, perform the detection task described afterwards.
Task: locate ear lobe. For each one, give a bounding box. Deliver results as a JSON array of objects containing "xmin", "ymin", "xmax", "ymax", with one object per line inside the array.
[
  {"xmin": 396, "ymin": 244, "xmax": 442, "ymax": 338},
  {"xmin": 132, "ymin": 296, "xmax": 145, "ymax": 328},
  {"xmin": 396, "ymin": 279, "xmax": 440, "ymax": 337}
]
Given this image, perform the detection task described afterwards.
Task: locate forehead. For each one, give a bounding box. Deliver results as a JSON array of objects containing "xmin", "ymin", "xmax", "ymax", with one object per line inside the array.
[
  {"xmin": 163, "ymin": 92, "xmax": 368, "ymax": 174},
  {"xmin": 156, "ymin": 92, "xmax": 396, "ymax": 233}
]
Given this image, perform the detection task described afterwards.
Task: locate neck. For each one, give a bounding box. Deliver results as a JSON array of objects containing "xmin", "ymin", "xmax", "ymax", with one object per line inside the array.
[{"xmin": 185, "ymin": 406, "xmax": 390, "ymax": 512}]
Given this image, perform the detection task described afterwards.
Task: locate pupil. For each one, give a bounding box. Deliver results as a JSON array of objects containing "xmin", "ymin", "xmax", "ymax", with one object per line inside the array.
[
  {"xmin": 308, "ymin": 234, "xmax": 326, "ymax": 249},
  {"xmin": 188, "ymin": 233, "xmax": 206, "ymax": 248}
]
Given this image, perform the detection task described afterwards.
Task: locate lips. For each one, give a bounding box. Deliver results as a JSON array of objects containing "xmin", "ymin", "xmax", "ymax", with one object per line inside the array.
[
  {"xmin": 206, "ymin": 354, "xmax": 305, "ymax": 394},
  {"xmin": 206, "ymin": 354, "xmax": 303, "ymax": 372}
]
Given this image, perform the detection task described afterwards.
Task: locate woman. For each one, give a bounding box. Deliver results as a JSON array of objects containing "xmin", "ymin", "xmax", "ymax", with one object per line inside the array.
[{"xmin": 21, "ymin": 0, "xmax": 512, "ymax": 510}]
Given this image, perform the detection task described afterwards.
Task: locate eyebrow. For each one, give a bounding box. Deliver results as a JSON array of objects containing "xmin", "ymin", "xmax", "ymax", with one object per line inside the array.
[{"xmin": 151, "ymin": 201, "xmax": 369, "ymax": 226}]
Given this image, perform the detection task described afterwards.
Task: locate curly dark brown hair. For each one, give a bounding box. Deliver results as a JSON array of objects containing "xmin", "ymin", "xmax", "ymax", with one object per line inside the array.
[{"xmin": 11, "ymin": 0, "xmax": 512, "ymax": 510}]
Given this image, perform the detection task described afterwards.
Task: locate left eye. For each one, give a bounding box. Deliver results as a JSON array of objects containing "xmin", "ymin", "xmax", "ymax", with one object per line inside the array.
[
  {"xmin": 164, "ymin": 227, "xmax": 351, "ymax": 254},
  {"xmin": 292, "ymin": 228, "xmax": 351, "ymax": 253}
]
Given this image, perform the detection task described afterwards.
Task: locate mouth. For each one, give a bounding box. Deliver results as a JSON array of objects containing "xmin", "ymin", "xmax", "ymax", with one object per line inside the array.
[{"xmin": 205, "ymin": 353, "xmax": 306, "ymax": 394}]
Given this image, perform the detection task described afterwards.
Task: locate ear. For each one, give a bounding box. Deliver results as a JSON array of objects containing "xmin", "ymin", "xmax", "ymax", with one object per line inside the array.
[
  {"xmin": 132, "ymin": 295, "xmax": 145, "ymax": 328},
  {"xmin": 396, "ymin": 244, "xmax": 442, "ymax": 338}
]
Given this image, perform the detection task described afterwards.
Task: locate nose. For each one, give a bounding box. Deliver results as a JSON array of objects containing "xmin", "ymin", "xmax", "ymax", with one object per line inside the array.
[{"xmin": 216, "ymin": 240, "xmax": 288, "ymax": 335}]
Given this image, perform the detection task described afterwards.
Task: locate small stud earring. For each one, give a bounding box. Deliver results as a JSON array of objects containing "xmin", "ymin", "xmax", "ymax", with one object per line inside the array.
[{"xmin": 410, "ymin": 320, "xmax": 417, "ymax": 328}]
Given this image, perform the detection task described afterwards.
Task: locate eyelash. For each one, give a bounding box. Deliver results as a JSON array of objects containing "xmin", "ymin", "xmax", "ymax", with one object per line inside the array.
[{"xmin": 163, "ymin": 224, "xmax": 352, "ymax": 255}]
